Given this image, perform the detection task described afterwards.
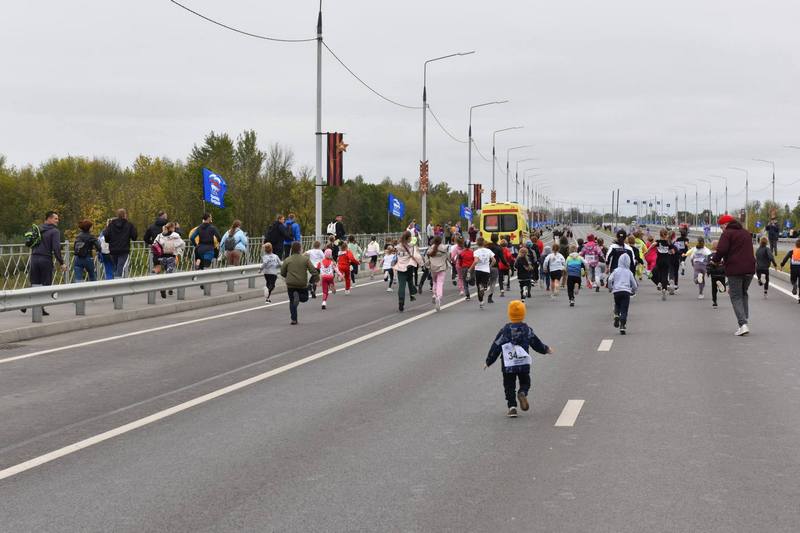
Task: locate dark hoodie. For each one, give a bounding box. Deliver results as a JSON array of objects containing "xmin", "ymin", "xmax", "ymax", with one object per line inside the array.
[
  {"xmin": 486, "ymin": 322, "xmax": 550, "ymax": 375},
  {"xmin": 143, "ymin": 217, "xmax": 167, "ymax": 246},
  {"xmin": 711, "ymin": 221, "xmax": 755, "ymax": 276},
  {"xmin": 103, "ymin": 217, "xmax": 138, "ymax": 255},
  {"xmin": 31, "ymin": 223, "xmax": 64, "ymax": 264}
]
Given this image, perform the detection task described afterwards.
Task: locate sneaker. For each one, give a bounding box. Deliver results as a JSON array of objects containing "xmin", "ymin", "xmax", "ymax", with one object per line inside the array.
[
  {"xmin": 160, "ymin": 290, "xmax": 167, "ymax": 299},
  {"xmin": 793, "ymin": 285, "xmax": 798, "ymax": 296},
  {"xmin": 168, "ymin": 290, "xmax": 174, "ymax": 295},
  {"xmin": 734, "ymin": 324, "xmax": 750, "ymax": 336},
  {"xmin": 712, "ymin": 302, "xmax": 718, "ymax": 308},
  {"xmin": 321, "ymin": 301, "xmax": 327, "ymax": 310},
  {"xmin": 517, "ymin": 392, "xmax": 530, "ymax": 411},
  {"xmin": 488, "ymin": 295, "xmax": 494, "ymax": 304},
  {"xmin": 716, "ymin": 280, "xmax": 726, "ymax": 293},
  {"xmin": 345, "ymin": 290, "xmax": 350, "ymax": 295},
  {"xmin": 595, "ymin": 286, "xmax": 600, "ymax": 292},
  {"xmin": 620, "ymin": 326, "xmax": 626, "ymax": 335},
  {"xmin": 42, "ymin": 309, "xmax": 50, "ymax": 316},
  {"xmin": 386, "ymin": 287, "xmax": 393, "ymax": 292},
  {"xmin": 410, "ymin": 295, "xmax": 416, "ymax": 302},
  {"xmin": 506, "ymin": 407, "xmax": 518, "ymax": 418},
  {"xmin": 290, "ymin": 320, "xmax": 298, "ymax": 325},
  {"xmin": 569, "ymin": 300, "xmax": 575, "ymax": 307},
  {"xmin": 479, "ymin": 302, "xmax": 484, "ymax": 309},
  {"xmin": 757, "ymin": 278, "xmax": 763, "ymax": 286},
  {"xmin": 668, "ymin": 285, "xmax": 675, "ymax": 296},
  {"xmin": 500, "ymin": 290, "xmax": 505, "ymax": 297},
  {"xmin": 465, "ymin": 295, "xmax": 471, "ymax": 300},
  {"xmin": 435, "ymin": 298, "xmax": 441, "ymax": 312},
  {"xmin": 698, "ymin": 294, "xmax": 704, "ymax": 299},
  {"xmin": 452, "ymin": 280, "xmax": 457, "ymax": 286},
  {"xmin": 697, "ymin": 273, "xmax": 704, "ymax": 284},
  {"xmin": 613, "ymin": 315, "xmax": 620, "ymax": 328},
  {"xmin": 661, "ymin": 289, "xmax": 667, "ymax": 301}
]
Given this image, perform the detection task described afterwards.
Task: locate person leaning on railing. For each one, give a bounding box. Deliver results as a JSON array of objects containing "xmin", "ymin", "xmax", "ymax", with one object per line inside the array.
[{"xmin": 153, "ymin": 221, "xmax": 185, "ymax": 299}]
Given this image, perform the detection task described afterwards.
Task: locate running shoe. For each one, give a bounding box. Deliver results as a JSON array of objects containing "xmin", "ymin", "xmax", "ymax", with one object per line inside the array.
[
  {"xmin": 517, "ymin": 392, "xmax": 530, "ymax": 411},
  {"xmin": 386, "ymin": 287, "xmax": 393, "ymax": 292},
  {"xmin": 716, "ymin": 280, "xmax": 726, "ymax": 293},
  {"xmin": 569, "ymin": 300, "xmax": 575, "ymax": 307},
  {"xmin": 734, "ymin": 324, "xmax": 750, "ymax": 336},
  {"xmin": 500, "ymin": 290, "xmax": 505, "ymax": 297},
  {"xmin": 698, "ymin": 294, "xmax": 704, "ymax": 299},
  {"xmin": 793, "ymin": 285, "xmax": 798, "ymax": 296},
  {"xmin": 345, "ymin": 290, "xmax": 350, "ymax": 295},
  {"xmin": 697, "ymin": 273, "xmax": 704, "ymax": 284},
  {"xmin": 506, "ymin": 407, "xmax": 518, "ymax": 418},
  {"xmin": 662, "ymin": 289, "xmax": 667, "ymax": 301},
  {"xmin": 614, "ymin": 315, "xmax": 620, "ymax": 328},
  {"xmin": 321, "ymin": 301, "xmax": 326, "ymax": 310},
  {"xmin": 620, "ymin": 324, "xmax": 626, "ymax": 335},
  {"xmin": 712, "ymin": 302, "xmax": 718, "ymax": 308}
]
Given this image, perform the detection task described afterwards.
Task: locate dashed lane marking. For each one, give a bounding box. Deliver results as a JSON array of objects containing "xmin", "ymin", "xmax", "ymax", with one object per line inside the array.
[
  {"xmin": 597, "ymin": 339, "xmax": 614, "ymax": 351},
  {"xmin": 554, "ymin": 400, "xmax": 585, "ymax": 427}
]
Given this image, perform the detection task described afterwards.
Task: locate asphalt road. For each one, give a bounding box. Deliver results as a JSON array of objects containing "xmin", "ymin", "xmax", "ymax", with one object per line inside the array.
[{"xmin": 2, "ymin": 227, "xmax": 799, "ymax": 532}]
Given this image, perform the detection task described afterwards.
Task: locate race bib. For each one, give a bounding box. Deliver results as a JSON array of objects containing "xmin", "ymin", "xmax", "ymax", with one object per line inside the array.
[
  {"xmin": 657, "ymin": 245, "xmax": 670, "ymax": 254},
  {"xmin": 502, "ymin": 343, "xmax": 532, "ymax": 368},
  {"xmin": 584, "ymin": 254, "xmax": 596, "ymax": 263}
]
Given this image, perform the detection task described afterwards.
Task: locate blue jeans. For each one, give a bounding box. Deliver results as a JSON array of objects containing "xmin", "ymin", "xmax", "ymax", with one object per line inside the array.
[
  {"xmin": 100, "ymin": 254, "xmax": 115, "ymax": 280},
  {"xmin": 73, "ymin": 256, "xmax": 96, "ymax": 282},
  {"xmin": 111, "ymin": 253, "xmax": 129, "ymax": 278}
]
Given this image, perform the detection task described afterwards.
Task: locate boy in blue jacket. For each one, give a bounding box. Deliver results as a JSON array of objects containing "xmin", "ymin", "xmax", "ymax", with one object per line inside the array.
[{"xmin": 485, "ymin": 300, "xmax": 554, "ymax": 418}]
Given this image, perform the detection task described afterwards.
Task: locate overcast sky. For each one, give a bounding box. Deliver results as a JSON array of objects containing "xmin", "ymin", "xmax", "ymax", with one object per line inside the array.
[{"xmin": 3, "ymin": 0, "xmax": 800, "ymax": 214}]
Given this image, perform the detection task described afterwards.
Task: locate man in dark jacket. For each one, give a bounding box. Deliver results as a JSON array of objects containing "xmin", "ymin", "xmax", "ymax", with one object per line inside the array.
[
  {"xmin": 143, "ymin": 211, "xmax": 168, "ymax": 245},
  {"xmin": 334, "ymin": 214, "xmax": 346, "ymax": 242},
  {"xmin": 189, "ymin": 213, "xmax": 221, "ymax": 269},
  {"xmin": 103, "ymin": 208, "xmax": 138, "ymax": 278},
  {"xmin": 26, "ymin": 211, "xmax": 67, "ymax": 316},
  {"xmin": 711, "ymin": 214, "xmax": 756, "ymax": 336},
  {"xmin": 765, "ymin": 219, "xmax": 780, "ymax": 255},
  {"xmin": 264, "ymin": 215, "xmax": 290, "ymax": 259}
]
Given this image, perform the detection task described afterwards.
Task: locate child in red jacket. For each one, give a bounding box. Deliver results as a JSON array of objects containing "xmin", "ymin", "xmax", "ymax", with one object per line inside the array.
[{"xmin": 337, "ymin": 242, "xmax": 360, "ymax": 294}]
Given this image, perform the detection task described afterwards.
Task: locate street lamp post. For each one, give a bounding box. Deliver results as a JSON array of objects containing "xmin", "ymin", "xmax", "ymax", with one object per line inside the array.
[
  {"xmin": 709, "ymin": 174, "xmax": 728, "ymax": 214},
  {"xmin": 468, "ymin": 100, "xmax": 509, "ymax": 208},
  {"xmin": 514, "ymin": 159, "xmax": 537, "ymax": 203},
  {"xmin": 753, "ymin": 158, "xmax": 776, "ymax": 204},
  {"xmin": 491, "ymin": 126, "xmax": 523, "ymax": 202},
  {"xmin": 672, "ymin": 185, "xmax": 688, "ymax": 224},
  {"xmin": 698, "ymin": 178, "xmax": 713, "ymax": 226},
  {"xmin": 505, "ymin": 145, "xmax": 532, "ymax": 202},
  {"xmin": 421, "ymin": 50, "xmax": 475, "ymax": 232},
  {"xmin": 729, "ymin": 167, "xmax": 749, "ymax": 228}
]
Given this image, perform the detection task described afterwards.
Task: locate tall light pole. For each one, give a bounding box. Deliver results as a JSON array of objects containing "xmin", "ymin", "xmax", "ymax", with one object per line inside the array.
[
  {"xmin": 420, "ymin": 51, "xmax": 475, "ymax": 232},
  {"xmin": 698, "ymin": 178, "xmax": 713, "ymax": 225},
  {"xmin": 709, "ymin": 174, "xmax": 728, "ymax": 214},
  {"xmin": 532, "ymin": 179, "xmax": 549, "ymax": 223},
  {"xmin": 684, "ymin": 182, "xmax": 699, "ymax": 228},
  {"xmin": 514, "ymin": 158, "xmax": 537, "ymax": 203},
  {"xmin": 505, "ymin": 145, "xmax": 532, "ymax": 202},
  {"xmin": 468, "ymin": 100, "xmax": 508, "ymax": 208},
  {"xmin": 314, "ymin": 4, "xmax": 323, "ymax": 240},
  {"xmin": 729, "ymin": 167, "xmax": 749, "ymax": 228},
  {"xmin": 672, "ymin": 185, "xmax": 688, "ymax": 224},
  {"xmin": 753, "ymin": 158, "xmax": 776, "ymax": 204},
  {"xmin": 491, "ymin": 126, "xmax": 523, "ymax": 202}
]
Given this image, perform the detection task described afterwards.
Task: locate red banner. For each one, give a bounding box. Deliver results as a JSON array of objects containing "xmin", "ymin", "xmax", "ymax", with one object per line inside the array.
[{"xmin": 327, "ymin": 132, "xmax": 346, "ymax": 186}]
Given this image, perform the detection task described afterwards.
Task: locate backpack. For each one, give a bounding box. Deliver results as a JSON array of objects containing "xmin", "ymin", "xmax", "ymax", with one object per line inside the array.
[
  {"xmin": 224, "ymin": 232, "xmax": 237, "ymax": 251},
  {"xmin": 151, "ymin": 241, "xmax": 163, "ymax": 258},
  {"xmin": 327, "ymin": 221, "xmax": 337, "ymax": 235},
  {"xmin": 24, "ymin": 224, "xmax": 42, "ymax": 248},
  {"xmin": 74, "ymin": 237, "xmax": 92, "ymax": 258}
]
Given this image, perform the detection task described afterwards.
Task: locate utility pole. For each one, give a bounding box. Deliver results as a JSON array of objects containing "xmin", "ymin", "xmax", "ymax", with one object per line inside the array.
[{"xmin": 314, "ymin": 3, "xmax": 323, "ymax": 241}]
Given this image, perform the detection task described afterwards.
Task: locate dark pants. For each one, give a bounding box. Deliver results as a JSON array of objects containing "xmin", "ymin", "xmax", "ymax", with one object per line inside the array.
[
  {"xmin": 498, "ymin": 269, "xmax": 508, "ymax": 292},
  {"xmin": 503, "ymin": 372, "xmax": 531, "ymax": 408},
  {"xmin": 613, "ymin": 291, "xmax": 631, "ymax": 324},
  {"xmin": 111, "ymin": 253, "xmax": 129, "ymax": 278},
  {"xmin": 384, "ymin": 269, "xmax": 394, "ymax": 288},
  {"xmin": 654, "ymin": 260, "xmax": 671, "ymax": 289},
  {"xmin": 351, "ymin": 263, "xmax": 359, "ymax": 283},
  {"xmin": 769, "ymin": 239, "xmax": 778, "ymax": 255},
  {"xmin": 418, "ymin": 267, "xmax": 433, "ymax": 290},
  {"xmin": 397, "ymin": 270, "xmax": 417, "ymax": 305},
  {"xmin": 519, "ymin": 279, "xmax": 531, "ymax": 298},
  {"xmin": 475, "ymin": 270, "xmax": 490, "ymax": 302},
  {"xmin": 727, "ymin": 275, "xmax": 751, "ymax": 326},
  {"xmin": 287, "ymin": 287, "xmax": 308, "ymax": 322},
  {"xmin": 711, "ymin": 275, "xmax": 726, "ymax": 305},
  {"xmin": 264, "ymin": 274, "xmax": 277, "ymax": 296},
  {"xmin": 670, "ymin": 257, "xmax": 680, "ymax": 286},
  {"xmin": 73, "ymin": 256, "xmax": 96, "ymax": 282},
  {"xmin": 790, "ymin": 265, "xmax": 800, "ymax": 293},
  {"xmin": 567, "ymin": 275, "xmax": 582, "ymax": 301},
  {"xmin": 409, "ymin": 265, "xmax": 419, "ymax": 286},
  {"xmin": 283, "ymin": 244, "xmax": 293, "ymax": 259},
  {"xmin": 30, "ymin": 255, "xmax": 54, "ymax": 286},
  {"xmin": 756, "ymin": 268, "xmax": 770, "ymax": 291}
]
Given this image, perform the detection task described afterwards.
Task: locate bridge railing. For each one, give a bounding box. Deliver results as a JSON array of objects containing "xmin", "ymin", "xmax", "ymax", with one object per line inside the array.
[{"xmin": 0, "ymin": 232, "xmax": 405, "ymax": 291}]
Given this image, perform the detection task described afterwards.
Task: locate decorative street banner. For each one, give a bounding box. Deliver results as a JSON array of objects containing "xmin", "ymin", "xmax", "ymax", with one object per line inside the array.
[
  {"xmin": 388, "ymin": 193, "xmax": 405, "ymax": 219},
  {"xmin": 787, "ymin": 220, "xmax": 792, "ymax": 228},
  {"xmin": 460, "ymin": 204, "xmax": 473, "ymax": 221},
  {"xmin": 755, "ymin": 220, "xmax": 763, "ymax": 229},
  {"xmin": 202, "ymin": 168, "xmax": 228, "ymax": 208},
  {"xmin": 327, "ymin": 132, "xmax": 347, "ymax": 186}
]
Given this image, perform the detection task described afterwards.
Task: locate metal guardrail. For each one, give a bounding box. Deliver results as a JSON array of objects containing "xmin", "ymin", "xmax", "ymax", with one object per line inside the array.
[{"xmin": 0, "ymin": 232, "xmax": 406, "ymax": 291}]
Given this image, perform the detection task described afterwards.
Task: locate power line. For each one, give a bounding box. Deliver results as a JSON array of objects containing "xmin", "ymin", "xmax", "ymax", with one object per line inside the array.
[
  {"xmin": 323, "ymin": 42, "xmax": 421, "ymax": 110},
  {"xmin": 471, "ymin": 140, "xmax": 492, "ymax": 163},
  {"xmin": 427, "ymin": 106, "xmax": 467, "ymax": 143}
]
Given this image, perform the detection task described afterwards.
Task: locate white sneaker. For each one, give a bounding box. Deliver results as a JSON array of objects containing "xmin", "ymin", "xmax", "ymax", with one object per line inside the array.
[
  {"xmin": 386, "ymin": 287, "xmax": 393, "ymax": 292},
  {"xmin": 734, "ymin": 324, "xmax": 750, "ymax": 336},
  {"xmin": 321, "ymin": 301, "xmax": 327, "ymax": 309},
  {"xmin": 698, "ymin": 294, "xmax": 704, "ymax": 299},
  {"xmin": 716, "ymin": 280, "xmax": 726, "ymax": 293},
  {"xmin": 345, "ymin": 290, "xmax": 350, "ymax": 295},
  {"xmin": 696, "ymin": 273, "xmax": 704, "ymax": 284}
]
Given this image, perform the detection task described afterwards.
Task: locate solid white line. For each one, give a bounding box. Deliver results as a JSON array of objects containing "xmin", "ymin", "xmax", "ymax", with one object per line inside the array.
[
  {"xmin": 554, "ymin": 399, "xmax": 585, "ymax": 427},
  {"xmin": 761, "ymin": 274, "xmax": 797, "ymax": 300},
  {"xmin": 0, "ymin": 296, "xmax": 466, "ymax": 481},
  {"xmin": 0, "ymin": 279, "xmax": 384, "ymax": 365},
  {"xmin": 597, "ymin": 339, "xmax": 614, "ymax": 352}
]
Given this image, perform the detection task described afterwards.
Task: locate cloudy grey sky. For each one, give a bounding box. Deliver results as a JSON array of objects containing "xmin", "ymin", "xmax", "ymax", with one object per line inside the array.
[{"xmin": 3, "ymin": 0, "xmax": 800, "ymax": 215}]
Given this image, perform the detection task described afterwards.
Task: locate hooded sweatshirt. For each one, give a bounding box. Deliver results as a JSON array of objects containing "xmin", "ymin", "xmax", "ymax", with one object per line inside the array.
[
  {"xmin": 103, "ymin": 217, "xmax": 138, "ymax": 255},
  {"xmin": 485, "ymin": 322, "xmax": 550, "ymax": 375},
  {"xmin": 565, "ymin": 252, "xmax": 587, "ymax": 278},
  {"xmin": 580, "ymin": 240, "xmax": 602, "ymax": 268},
  {"xmin": 608, "ymin": 254, "xmax": 638, "ymax": 295}
]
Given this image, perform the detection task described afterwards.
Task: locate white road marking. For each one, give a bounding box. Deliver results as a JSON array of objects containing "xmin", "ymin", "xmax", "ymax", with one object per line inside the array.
[
  {"xmin": 0, "ymin": 279, "xmax": 385, "ymax": 365},
  {"xmin": 0, "ymin": 297, "xmax": 466, "ymax": 481},
  {"xmin": 554, "ymin": 399, "xmax": 585, "ymax": 427},
  {"xmin": 760, "ymin": 274, "xmax": 797, "ymax": 300},
  {"xmin": 597, "ymin": 339, "xmax": 614, "ymax": 351}
]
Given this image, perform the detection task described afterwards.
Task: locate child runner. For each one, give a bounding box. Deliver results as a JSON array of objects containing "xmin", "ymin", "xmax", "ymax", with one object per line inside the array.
[
  {"xmin": 305, "ymin": 241, "xmax": 325, "ymax": 299},
  {"xmin": 580, "ymin": 234, "xmax": 602, "ymax": 291},
  {"xmin": 259, "ymin": 242, "xmax": 282, "ymax": 303},
  {"xmin": 708, "ymin": 240, "xmax": 727, "ymax": 309},
  {"xmin": 425, "ymin": 235, "xmax": 448, "ymax": 311},
  {"xmin": 496, "ymin": 239, "xmax": 512, "ymax": 297},
  {"xmin": 685, "ymin": 237, "xmax": 712, "ymax": 299},
  {"xmin": 382, "ymin": 245, "xmax": 396, "ymax": 292},
  {"xmin": 565, "ymin": 244, "xmax": 588, "ymax": 307},
  {"xmin": 487, "ymin": 234, "xmax": 507, "ymax": 302},
  {"xmin": 337, "ymin": 241, "xmax": 360, "ymax": 294},
  {"xmin": 347, "ymin": 235, "xmax": 363, "ymax": 285},
  {"xmin": 543, "ymin": 243, "xmax": 566, "ymax": 299},
  {"xmin": 652, "ymin": 229, "xmax": 676, "ymax": 300},
  {"xmin": 596, "ymin": 238, "xmax": 608, "ymax": 288},
  {"xmin": 469, "ymin": 237, "xmax": 496, "ymax": 309},
  {"xmin": 515, "ymin": 247, "xmax": 534, "ymax": 300},
  {"xmin": 450, "ymin": 237, "xmax": 464, "ymax": 292},
  {"xmin": 608, "ymin": 254, "xmax": 638, "ymax": 334},
  {"xmin": 365, "ymin": 236, "xmax": 381, "ymax": 280},
  {"xmin": 755, "ymin": 236, "xmax": 778, "ymax": 298},
  {"xmin": 458, "ymin": 238, "xmax": 475, "ymax": 300},
  {"xmin": 540, "ymin": 245, "xmax": 553, "ymax": 292},
  {"xmin": 779, "ymin": 238, "xmax": 800, "ymax": 303},
  {"xmin": 484, "ymin": 300, "xmax": 554, "ymax": 417},
  {"xmin": 317, "ymin": 248, "xmax": 339, "ymax": 310}
]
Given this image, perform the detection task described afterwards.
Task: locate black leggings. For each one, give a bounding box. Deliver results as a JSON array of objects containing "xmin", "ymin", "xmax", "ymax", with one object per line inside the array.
[
  {"xmin": 475, "ymin": 270, "xmax": 490, "ymax": 302},
  {"xmin": 654, "ymin": 260, "xmax": 671, "ymax": 289},
  {"xmin": 567, "ymin": 275, "xmax": 582, "ymax": 300},
  {"xmin": 756, "ymin": 268, "xmax": 770, "ymax": 290},
  {"xmin": 263, "ymin": 274, "xmax": 277, "ymax": 295},
  {"xmin": 503, "ymin": 372, "xmax": 531, "ymax": 408},
  {"xmin": 711, "ymin": 275, "xmax": 726, "ymax": 305}
]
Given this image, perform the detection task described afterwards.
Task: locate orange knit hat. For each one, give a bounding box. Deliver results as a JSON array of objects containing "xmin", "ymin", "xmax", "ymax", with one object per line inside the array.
[{"xmin": 508, "ymin": 300, "xmax": 526, "ymax": 323}]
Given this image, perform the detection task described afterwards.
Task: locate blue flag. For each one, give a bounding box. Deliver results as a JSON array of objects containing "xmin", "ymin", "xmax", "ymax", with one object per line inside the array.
[
  {"xmin": 460, "ymin": 204, "xmax": 473, "ymax": 221},
  {"xmin": 388, "ymin": 193, "xmax": 405, "ymax": 219},
  {"xmin": 203, "ymin": 168, "xmax": 228, "ymax": 208}
]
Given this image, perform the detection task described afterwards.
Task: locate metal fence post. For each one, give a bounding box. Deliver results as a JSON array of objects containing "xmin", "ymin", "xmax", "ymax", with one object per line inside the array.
[
  {"xmin": 226, "ymin": 280, "xmax": 235, "ymax": 292},
  {"xmin": 32, "ymin": 306, "xmax": 43, "ymax": 323},
  {"xmin": 203, "ymin": 284, "xmax": 211, "ymax": 296},
  {"xmin": 113, "ymin": 295, "xmax": 124, "ymax": 310},
  {"xmin": 147, "ymin": 291, "xmax": 156, "ymax": 304},
  {"xmin": 248, "ymin": 277, "xmax": 256, "ymax": 289},
  {"xmin": 75, "ymin": 301, "xmax": 86, "ymax": 315},
  {"xmin": 177, "ymin": 288, "xmax": 186, "ymax": 300}
]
